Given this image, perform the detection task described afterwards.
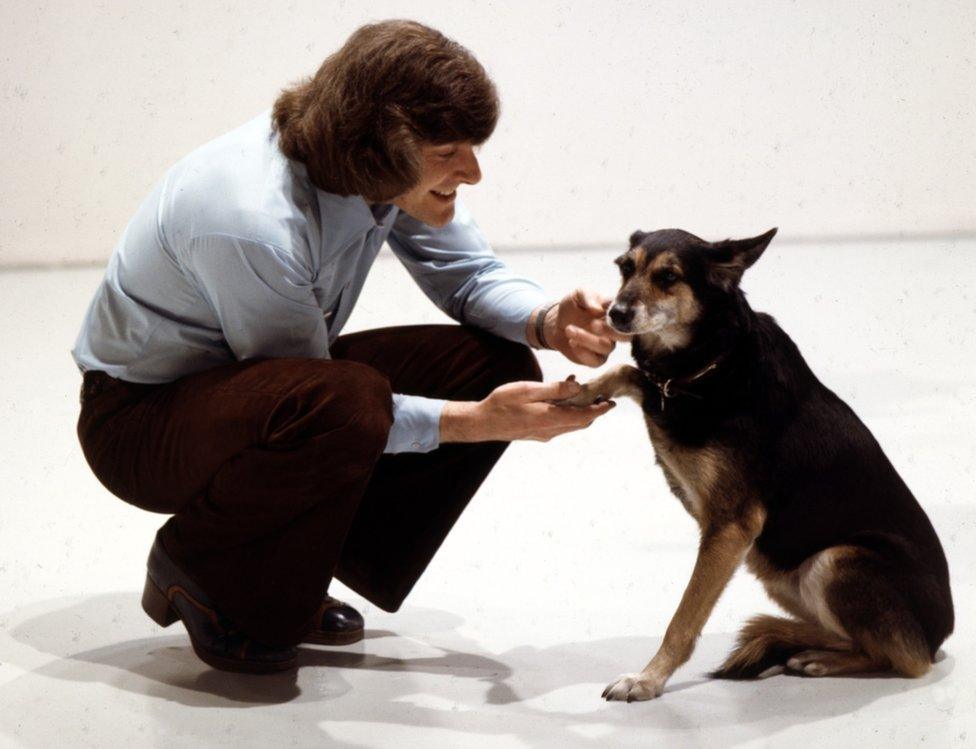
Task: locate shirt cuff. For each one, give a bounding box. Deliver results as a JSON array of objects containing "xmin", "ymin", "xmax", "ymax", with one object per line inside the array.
[{"xmin": 384, "ymin": 393, "xmax": 448, "ymax": 454}]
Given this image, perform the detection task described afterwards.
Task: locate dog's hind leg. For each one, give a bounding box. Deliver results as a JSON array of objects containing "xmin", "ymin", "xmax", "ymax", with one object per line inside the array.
[
  {"xmin": 786, "ymin": 545, "xmax": 935, "ymax": 678},
  {"xmin": 785, "ymin": 648, "xmax": 883, "ymax": 677},
  {"xmin": 718, "ymin": 544, "xmax": 939, "ymax": 679}
]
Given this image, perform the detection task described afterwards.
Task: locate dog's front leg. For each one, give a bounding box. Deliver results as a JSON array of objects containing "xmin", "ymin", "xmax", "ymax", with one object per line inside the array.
[
  {"xmin": 555, "ymin": 364, "xmax": 644, "ymax": 407},
  {"xmin": 604, "ymin": 514, "xmax": 762, "ymax": 702}
]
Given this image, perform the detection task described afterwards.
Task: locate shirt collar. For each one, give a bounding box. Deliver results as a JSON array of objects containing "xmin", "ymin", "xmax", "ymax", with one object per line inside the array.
[{"xmin": 367, "ymin": 201, "xmax": 398, "ymax": 227}]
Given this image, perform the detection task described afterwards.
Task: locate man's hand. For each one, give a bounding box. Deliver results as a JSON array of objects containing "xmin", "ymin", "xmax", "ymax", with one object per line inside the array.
[
  {"xmin": 531, "ymin": 289, "xmax": 632, "ymax": 367},
  {"xmin": 440, "ymin": 378, "xmax": 615, "ymax": 444}
]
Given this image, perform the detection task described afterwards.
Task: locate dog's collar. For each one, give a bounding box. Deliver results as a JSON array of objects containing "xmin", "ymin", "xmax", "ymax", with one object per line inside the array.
[{"xmin": 641, "ymin": 356, "xmax": 724, "ymax": 412}]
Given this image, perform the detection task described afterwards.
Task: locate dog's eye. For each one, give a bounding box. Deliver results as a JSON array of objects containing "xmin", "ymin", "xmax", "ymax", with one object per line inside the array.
[{"xmin": 655, "ymin": 270, "xmax": 680, "ymax": 286}]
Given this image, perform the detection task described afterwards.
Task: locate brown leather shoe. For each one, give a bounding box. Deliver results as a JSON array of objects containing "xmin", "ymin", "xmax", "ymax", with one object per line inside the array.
[
  {"xmin": 141, "ymin": 535, "xmax": 297, "ymax": 673},
  {"xmin": 303, "ymin": 595, "xmax": 365, "ymax": 645}
]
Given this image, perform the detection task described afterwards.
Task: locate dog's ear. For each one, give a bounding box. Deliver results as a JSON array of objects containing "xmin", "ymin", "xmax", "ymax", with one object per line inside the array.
[
  {"xmin": 629, "ymin": 230, "xmax": 647, "ymax": 248},
  {"xmin": 707, "ymin": 228, "xmax": 778, "ymax": 290}
]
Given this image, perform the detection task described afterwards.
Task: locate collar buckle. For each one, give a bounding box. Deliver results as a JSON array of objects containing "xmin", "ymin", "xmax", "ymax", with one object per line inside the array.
[{"xmin": 647, "ymin": 359, "xmax": 721, "ymax": 412}]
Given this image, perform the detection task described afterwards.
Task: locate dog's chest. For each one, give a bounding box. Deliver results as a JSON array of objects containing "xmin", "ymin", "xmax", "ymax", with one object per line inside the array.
[{"xmin": 644, "ymin": 415, "xmax": 723, "ymax": 523}]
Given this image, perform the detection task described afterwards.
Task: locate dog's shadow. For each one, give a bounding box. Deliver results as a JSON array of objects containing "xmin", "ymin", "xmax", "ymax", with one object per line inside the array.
[{"xmin": 0, "ymin": 593, "xmax": 953, "ymax": 745}]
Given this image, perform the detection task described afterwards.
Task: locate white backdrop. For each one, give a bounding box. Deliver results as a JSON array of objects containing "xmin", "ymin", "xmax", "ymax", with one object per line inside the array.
[
  {"xmin": 1, "ymin": 0, "xmax": 974, "ymax": 266},
  {"xmin": 2, "ymin": 3, "xmax": 976, "ymax": 743}
]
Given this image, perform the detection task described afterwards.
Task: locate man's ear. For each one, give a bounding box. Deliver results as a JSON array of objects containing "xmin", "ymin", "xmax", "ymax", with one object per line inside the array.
[
  {"xmin": 629, "ymin": 230, "xmax": 647, "ymax": 248},
  {"xmin": 707, "ymin": 227, "xmax": 778, "ymax": 290}
]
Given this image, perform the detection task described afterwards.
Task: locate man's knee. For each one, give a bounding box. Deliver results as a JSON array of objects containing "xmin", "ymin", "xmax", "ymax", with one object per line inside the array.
[
  {"xmin": 329, "ymin": 361, "xmax": 394, "ymax": 449},
  {"xmin": 269, "ymin": 360, "xmax": 393, "ymax": 450}
]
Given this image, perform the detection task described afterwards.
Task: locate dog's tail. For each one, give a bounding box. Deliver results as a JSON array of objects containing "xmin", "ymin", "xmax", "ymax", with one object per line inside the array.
[{"xmin": 712, "ymin": 614, "xmax": 851, "ymax": 679}]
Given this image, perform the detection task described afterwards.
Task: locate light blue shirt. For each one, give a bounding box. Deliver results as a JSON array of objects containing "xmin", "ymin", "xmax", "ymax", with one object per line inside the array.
[{"xmin": 72, "ymin": 110, "xmax": 550, "ymax": 453}]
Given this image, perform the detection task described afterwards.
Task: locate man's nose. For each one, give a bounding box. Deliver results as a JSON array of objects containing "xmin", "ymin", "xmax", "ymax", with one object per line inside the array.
[
  {"xmin": 456, "ymin": 145, "xmax": 482, "ymax": 186},
  {"xmin": 608, "ymin": 303, "xmax": 634, "ymax": 328}
]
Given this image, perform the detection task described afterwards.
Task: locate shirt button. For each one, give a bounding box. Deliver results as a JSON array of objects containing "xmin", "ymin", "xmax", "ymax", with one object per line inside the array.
[{"xmin": 411, "ymin": 441, "xmax": 421, "ymax": 450}]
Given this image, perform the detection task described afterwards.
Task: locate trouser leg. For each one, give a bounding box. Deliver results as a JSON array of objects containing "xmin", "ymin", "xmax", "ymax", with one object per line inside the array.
[
  {"xmin": 330, "ymin": 325, "xmax": 542, "ymax": 611},
  {"xmin": 78, "ymin": 357, "xmax": 393, "ymax": 647}
]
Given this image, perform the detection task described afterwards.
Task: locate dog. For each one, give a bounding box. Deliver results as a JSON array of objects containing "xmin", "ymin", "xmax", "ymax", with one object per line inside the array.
[{"xmin": 559, "ymin": 227, "xmax": 953, "ymax": 702}]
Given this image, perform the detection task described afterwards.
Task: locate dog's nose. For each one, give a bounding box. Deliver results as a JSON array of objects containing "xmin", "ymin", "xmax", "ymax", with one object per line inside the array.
[{"xmin": 609, "ymin": 303, "xmax": 634, "ymax": 328}]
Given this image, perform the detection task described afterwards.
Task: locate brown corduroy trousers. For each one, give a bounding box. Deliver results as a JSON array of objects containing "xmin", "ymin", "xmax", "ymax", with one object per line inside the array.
[{"xmin": 76, "ymin": 325, "xmax": 541, "ymax": 647}]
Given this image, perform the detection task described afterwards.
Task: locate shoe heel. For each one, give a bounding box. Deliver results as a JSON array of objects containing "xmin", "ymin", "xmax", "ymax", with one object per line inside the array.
[{"xmin": 142, "ymin": 574, "xmax": 179, "ymax": 627}]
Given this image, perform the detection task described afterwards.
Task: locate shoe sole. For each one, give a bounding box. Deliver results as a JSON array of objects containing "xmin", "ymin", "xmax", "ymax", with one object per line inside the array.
[
  {"xmin": 302, "ymin": 628, "xmax": 365, "ymax": 646},
  {"xmin": 141, "ymin": 574, "xmax": 297, "ymax": 674}
]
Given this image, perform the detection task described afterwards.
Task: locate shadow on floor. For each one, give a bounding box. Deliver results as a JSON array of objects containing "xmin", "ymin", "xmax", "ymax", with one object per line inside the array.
[{"xmin": 0, "ymin": 592, "xmax": 954, "ymax": 746}]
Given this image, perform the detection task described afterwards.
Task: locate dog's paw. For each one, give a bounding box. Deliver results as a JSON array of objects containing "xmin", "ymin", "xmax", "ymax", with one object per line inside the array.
[
  {"xmin": 601, "ymin": 672, "xmax": 665, "ymax": 702},
  {"xmin": 785, "ymin": 650, "xmax": 838, "ymax": 677},
  {"xmin": 552, "ymin": 377, "xmax": 607, "ymax": 408},
  {"xmin": 557, "ymin": 388, "xmax": 606, "ymax": 407}
]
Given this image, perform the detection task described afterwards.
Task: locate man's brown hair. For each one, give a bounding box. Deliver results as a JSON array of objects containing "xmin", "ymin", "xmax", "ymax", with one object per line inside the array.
[{"xmin": 272, "ymin": 20, "xmax": 499, "ymax": 202}]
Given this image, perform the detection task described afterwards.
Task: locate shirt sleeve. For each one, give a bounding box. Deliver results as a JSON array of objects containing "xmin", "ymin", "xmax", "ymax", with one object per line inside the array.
[
  {"xmin": 184, "ymin": 232, "xmax": 444, "ymax": 455},
  {"xmin": 386, "ymin": 200, "xmax": 551, "ymax": 344}
]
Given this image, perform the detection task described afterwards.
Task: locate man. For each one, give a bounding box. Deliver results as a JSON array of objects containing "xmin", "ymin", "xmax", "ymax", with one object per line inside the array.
[{"xmin": 73, "ymin": 19, "xmax": 623, "ymax": 673}]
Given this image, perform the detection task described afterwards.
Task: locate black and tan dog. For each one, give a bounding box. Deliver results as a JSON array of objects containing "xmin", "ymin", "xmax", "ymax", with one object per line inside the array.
[{"xmin": 561, "ymin": 227, "xmax": 953, "ymax": 702}]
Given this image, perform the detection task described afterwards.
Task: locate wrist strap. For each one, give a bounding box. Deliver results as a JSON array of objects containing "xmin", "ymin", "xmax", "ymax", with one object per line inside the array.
[{"xmin": 534, "ymin": 302, "xmax": 558, "ymax": 349}]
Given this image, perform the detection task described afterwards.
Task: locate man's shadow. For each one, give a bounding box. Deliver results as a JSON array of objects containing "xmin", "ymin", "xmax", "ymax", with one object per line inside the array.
[{"xmin": 0, "ymin": 592, "xmax": 953, "ymax": 746}]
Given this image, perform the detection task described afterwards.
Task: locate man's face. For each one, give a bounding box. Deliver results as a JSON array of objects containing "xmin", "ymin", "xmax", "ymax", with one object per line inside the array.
[{"xmin": 391, "ymin": 142, "xmax": 482, "ymax": 227}]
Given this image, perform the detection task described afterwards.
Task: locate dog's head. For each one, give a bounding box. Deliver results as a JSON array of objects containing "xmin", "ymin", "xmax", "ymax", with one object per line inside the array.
[{"xmin": 607, "ymin": 227, "xmax": 777, "ymax": 348}]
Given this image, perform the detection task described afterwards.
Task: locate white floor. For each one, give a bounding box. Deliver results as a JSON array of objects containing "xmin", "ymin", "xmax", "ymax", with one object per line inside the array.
[{"xmin": 1, "ymin": 238, "xmax": 974, "ymax": 748}]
